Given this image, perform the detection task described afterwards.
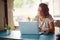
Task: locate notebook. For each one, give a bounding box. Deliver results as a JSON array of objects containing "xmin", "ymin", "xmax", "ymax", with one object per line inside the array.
[{"xmin": 19, "ymin": 21, "xmax": 40, "ymax": 34}]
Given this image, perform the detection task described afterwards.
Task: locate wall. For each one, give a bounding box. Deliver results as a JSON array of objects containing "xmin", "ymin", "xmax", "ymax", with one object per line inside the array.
[
  {"xmin": 0, "ymin": 0, "xmax": 5, "ymax": 31},
  {"xmin": 54, "ymin": 0, "xmax": 60, "ymax": 16}
]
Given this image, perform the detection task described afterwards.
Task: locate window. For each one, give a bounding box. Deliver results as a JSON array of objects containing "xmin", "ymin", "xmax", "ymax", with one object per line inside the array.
[
  {"xmin": 13, "ymin": 0, "xmax": 54, "ymax": 26},
  {"xmin": 13, "ymin": 0, "xmax": 41, "ymax": 26},
  {"xmin": 53, "ymin": 0, "xmax": 60, "ymax": 20}
]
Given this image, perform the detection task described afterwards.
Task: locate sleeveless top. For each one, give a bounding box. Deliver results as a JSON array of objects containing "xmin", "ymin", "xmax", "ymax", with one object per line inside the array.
[{"xmin": 34, "ymin": 15, "xmax": 54, "ymax": 34}]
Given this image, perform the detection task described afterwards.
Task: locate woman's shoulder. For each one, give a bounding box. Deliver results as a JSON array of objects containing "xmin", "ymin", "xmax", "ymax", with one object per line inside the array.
[
  {"xmin": 46, "ymin": 15, "xmax": 54, "ymax": 23},
  {"xmin": 47, "ymin": 15, "xmax": 53, "ymax": 19}
]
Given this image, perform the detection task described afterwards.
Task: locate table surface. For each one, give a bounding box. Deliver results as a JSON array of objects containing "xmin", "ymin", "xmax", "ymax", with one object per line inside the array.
[
  {"xmin": 0, "ymin": 30, "xmax": 58, "ymax": 40},
  {"xmin": 0, "ymin": 30, "xmax": 21, "ymax": 39}
]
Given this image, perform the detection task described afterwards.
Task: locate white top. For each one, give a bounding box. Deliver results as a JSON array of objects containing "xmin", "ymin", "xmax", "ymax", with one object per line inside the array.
[{"xmin": 35, "ymin": 15, "xmax": 54, "ymax": 33}]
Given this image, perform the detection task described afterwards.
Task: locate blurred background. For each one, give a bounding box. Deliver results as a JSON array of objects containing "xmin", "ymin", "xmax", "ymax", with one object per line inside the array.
[{"xmin": 0, "ymin": 0, "xmax": 60, "ymax": 34}]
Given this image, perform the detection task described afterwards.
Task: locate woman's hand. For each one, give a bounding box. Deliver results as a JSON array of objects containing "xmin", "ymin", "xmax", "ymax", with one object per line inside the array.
[
  {"xmin": 38, "ymin": 27, "xmax": 45, "ymax": 32},
  {"xmin": 38, "ymin": 27, "xmax": 41, "ymax": 32}
]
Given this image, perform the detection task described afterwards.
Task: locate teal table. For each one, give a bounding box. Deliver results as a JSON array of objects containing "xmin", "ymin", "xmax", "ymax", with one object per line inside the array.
[
  {"xmin": 0, "ymin": 30, "xmax": 21, "ymax": 40},
  {"xmin": 0, "ymin": 31, "xmax": 58, "ymax": 40},
  {"xmin": 21, "ymin": 34, "xmax": 57, "ymax": 40}
]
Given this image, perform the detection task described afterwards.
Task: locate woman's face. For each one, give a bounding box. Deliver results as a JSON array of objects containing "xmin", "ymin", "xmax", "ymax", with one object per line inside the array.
[{"xmin": 38, "ymin": 7, "xmax": 44, "ymax": 16}]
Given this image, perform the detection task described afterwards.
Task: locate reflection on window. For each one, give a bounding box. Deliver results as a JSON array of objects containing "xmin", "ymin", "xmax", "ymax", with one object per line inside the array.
[{"xmin": 13, "ymin": 0, "xmax": 41, "ymax": 26}]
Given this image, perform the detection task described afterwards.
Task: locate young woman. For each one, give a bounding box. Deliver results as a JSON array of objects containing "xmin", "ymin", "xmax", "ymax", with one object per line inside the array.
[{"xmin": 35, "ymin": 3, "xmax": 55, "ymax": 34}]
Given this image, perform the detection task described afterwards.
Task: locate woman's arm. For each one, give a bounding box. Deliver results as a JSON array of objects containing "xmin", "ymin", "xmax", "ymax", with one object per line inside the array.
[{"xmin": 49, "ymin": 22, "xmax": 55, "ymax": 33}]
